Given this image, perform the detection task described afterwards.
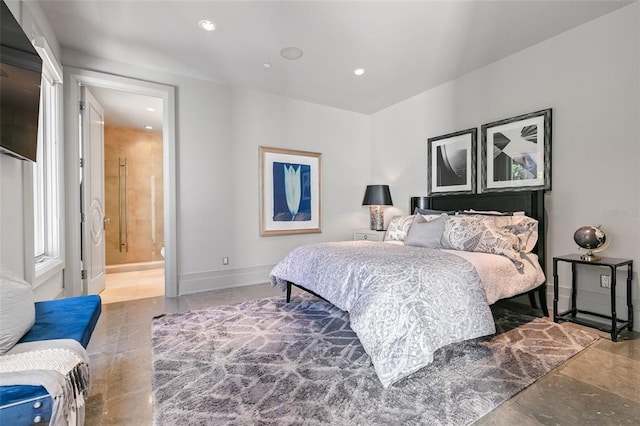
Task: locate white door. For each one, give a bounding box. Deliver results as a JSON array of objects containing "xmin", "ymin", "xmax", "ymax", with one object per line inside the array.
[{"xmin": 80, "ymin": 86, "xmax": 106, "ymax": 295}]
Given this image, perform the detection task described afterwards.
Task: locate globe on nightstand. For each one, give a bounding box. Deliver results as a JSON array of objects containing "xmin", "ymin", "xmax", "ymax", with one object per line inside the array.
[{"xmin": 573, "ymin": 225, "xmax": 607, "ymax": 262}]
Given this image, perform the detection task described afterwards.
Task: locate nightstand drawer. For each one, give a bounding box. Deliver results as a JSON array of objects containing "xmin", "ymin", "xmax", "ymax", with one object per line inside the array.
[{"xmin": 353, "ymin": 229, "xmax": 386, "ymax": 241}]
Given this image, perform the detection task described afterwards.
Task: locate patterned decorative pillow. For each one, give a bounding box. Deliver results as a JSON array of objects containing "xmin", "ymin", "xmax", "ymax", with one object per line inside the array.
[
  {"xmin": 489, "ymin": 214, "xmax": 538, "ymax": 252},
  {"xmin": 441, "ymin": 215, "xmax": 537, "ymax": 271},
  {"xmin": 383, "ymin": 215, "xmax": 415, "ymax": 242}
]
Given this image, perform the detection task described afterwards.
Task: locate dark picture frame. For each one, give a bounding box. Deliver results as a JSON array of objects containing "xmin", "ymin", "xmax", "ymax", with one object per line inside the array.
[
  {"xmin": 427, "ymin": 128, "xmax": 477, "ymax": 196},
  {"xmin": 259, "ymin": 146, "xmax": 322, "ymax": 236},
  {"xmin": 481, "ymin": 108, "xmax": 552, "ymax": 193}
]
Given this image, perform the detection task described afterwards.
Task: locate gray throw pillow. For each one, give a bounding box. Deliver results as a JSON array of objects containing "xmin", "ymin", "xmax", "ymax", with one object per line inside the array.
[
  {"xmin": 0, "ymin": 268, "xmax": 35, "ymax": 354},
  {"xmin": 404, "ymin": 214, "xmax": 447, "ymax": 248}
]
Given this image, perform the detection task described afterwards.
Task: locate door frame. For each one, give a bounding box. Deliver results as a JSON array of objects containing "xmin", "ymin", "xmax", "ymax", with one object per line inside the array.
[{"xmin": 64, "ymin": 67, "xmax": 178, "ymax": 297}]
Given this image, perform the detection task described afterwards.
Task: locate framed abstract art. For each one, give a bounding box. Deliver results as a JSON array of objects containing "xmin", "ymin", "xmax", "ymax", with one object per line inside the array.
[
  {"xmin": 481, "ymin": 108, "xmax": 552, "ymax": 193},
  {"xmin": 427, "ymin": 128, "xmax": 477, "ymax": 196},
  {"xmin": 259, "ymin": 146, "xmax": 322, "ymax": 236}
]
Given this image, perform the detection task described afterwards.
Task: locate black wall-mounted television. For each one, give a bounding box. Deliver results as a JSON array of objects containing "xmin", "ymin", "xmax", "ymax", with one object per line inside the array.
[{"xmin": 1, "ymin": 0, "xmax": 43, "ymax": 162}]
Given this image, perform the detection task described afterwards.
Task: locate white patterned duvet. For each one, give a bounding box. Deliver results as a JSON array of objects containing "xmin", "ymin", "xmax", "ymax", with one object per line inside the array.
[{"xmin": 270, "ymin": 241, "xmax": 497, "ymax": 387}]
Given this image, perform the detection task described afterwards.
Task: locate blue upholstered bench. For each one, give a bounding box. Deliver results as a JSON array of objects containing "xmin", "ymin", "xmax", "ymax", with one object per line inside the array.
[{"xmin": 0, "ymin": 295, "xmax": 102, "ymax": 425}]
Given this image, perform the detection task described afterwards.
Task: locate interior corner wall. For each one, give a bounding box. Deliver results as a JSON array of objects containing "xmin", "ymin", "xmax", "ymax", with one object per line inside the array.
[
  {"xmin": 179, "ymin": 87, "xmax": 371, "ymax": 294},
  {"xmin": 62, "ymin": 52, "xmax": 370, "ymax": 296},
  {"xmin": 1, "ymin": 0, "xmax": 63, "ymax": 299},
  {"xmin": 370, "ymin": 3, "xmax": 640, "ymax": 321},
  {"xmin": 0, "ymin": 156, "xmax": 26, "ymax": 276},
  {"xmin": 1, "ymin": 3, "xmax": 31, "ymax": 282}
]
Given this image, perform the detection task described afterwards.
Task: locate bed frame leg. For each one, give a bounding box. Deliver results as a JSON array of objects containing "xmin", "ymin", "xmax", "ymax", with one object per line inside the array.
[
  {"xmin": 527, "ymin": 285, "xmax": 549, "ymax": 317},
  {"xmin": 538, "ymin": 284, "xmax": 549, "ymax": 317},
  {"xmin": 286, "ymin": 282, "xmax": 292, "ymax": 303}
]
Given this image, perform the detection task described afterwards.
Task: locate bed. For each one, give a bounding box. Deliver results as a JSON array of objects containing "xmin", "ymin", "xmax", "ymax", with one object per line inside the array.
[{"xmin": 270, "ymin": 190, "xmax": 548, "ymax": 387}]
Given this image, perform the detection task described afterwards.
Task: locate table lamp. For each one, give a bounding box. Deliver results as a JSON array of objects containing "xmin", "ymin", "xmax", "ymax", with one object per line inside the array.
[{"xmin": 362, "ymin": 185, "xmax": 393, "ymax": 231}]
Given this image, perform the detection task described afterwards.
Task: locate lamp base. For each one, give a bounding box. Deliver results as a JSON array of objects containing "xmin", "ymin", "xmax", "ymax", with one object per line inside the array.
[{"xmin": 369, "ymin": 206, "xmax": 385, "ymax": 231}]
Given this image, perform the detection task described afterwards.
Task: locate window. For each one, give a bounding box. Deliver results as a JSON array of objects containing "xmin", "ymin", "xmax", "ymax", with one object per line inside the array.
[
  {"xmin": 32, "ymin": 38, "xmax": 63, "ymax": 275},
  {"xmin": 33, "ymin": 76, "xmax": 59, "ymax": 261}
]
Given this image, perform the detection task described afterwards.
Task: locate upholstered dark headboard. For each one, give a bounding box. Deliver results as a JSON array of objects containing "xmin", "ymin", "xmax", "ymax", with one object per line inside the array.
[{"xmin": 425, "ymin": 190, "xmax": 546, "ymax": 272}]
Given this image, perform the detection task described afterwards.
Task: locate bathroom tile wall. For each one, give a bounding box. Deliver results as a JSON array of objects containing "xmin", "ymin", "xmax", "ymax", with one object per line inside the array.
[{"xmin": 104, "ymin": 125, "xmax": 164, "ymax": 265}]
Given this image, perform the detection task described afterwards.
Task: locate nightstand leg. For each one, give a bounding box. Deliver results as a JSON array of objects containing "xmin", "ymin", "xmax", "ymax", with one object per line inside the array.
[
  {"xmin": 610, "ymin": 266, "xmax": 617, "ymax": 342},
  {"xmin": 553, "ymin": 259, "xmax": 559, "ymax": 323},
  {"xmin": 628, "ymin": 264, "xmax": 634, "ymax": 332},
  {"xmin": 571, "ymin": 263, "xmax": 577, "ymax": 317}
]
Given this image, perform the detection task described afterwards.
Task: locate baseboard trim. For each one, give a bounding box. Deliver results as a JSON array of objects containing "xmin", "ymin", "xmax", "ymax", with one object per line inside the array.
[
  {"xmin": 552, "ymin": 285, "xmax": 638, "ymax": 323},
  {"xmin": 106, "ymin": 261, "xmax": 164, "ymax": 274},
  {"xmin": 178, "ymin": 264, "xmax": 275, "ymax": 295}
]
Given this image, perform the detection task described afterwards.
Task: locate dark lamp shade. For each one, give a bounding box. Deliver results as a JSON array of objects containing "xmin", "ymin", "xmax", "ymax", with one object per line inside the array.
[{"xmin": 362, "ymin": 185, "xmax": 393, "ymax": 206}]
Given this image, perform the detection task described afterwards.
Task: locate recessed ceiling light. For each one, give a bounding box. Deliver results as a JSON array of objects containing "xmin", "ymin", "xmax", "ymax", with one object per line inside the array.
[
  {"xmin": 280, "ymin": 47, "xmax": 303, "ymax": 60},
  {"xmin": 263, "ymin": 63, "xmax": 272, "ymax": 69},
  {"xmin": 146, "ymin": 107, "xmax": 155, "ymax": 112},
  {"xmin": 354, "ymin": 68, "xmax": 365, "ymax": 76},
  {"xmin": 145, "ymin": 125, "xmax": 153, "ymax": 130},
  {"xmin": 199, "ymin": 19, "xmax": 216, "ymax": 32}
]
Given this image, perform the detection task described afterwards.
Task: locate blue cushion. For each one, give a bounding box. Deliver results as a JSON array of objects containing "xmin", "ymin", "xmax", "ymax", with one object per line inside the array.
[
  {"xmin": 0, "ymin": 295, "xmax": 101, "ymax": 424},
  {"xmin": 19, "ymin": 295, "xmax": 101, "ymax": 348}
]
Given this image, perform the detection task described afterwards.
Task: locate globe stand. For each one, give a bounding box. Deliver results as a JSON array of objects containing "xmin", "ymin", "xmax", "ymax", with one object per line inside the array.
[{"xmin": 580, "ymin": 250, "xmax": 601, "ymax": 262}]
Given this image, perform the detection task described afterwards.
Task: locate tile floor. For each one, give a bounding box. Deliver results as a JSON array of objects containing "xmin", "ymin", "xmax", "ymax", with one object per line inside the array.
[
  {"xmin": 87, "ymin": 283, "xmax": 640, "ymax": 425},
  {"xmin": 101, "ymin": 269, "xmax": 165, "ymax": 304}
]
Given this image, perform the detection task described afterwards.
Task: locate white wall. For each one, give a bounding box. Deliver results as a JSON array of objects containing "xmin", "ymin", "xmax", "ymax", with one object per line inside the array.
[
  {"xmin": 1, "ymin": 0, "xmax": 65, "ymax": 300},
  {"xmin": 62, "ymin": 51, "xmax": 370, "ymax": 295},
  {"xmin": 370, "ymin": 3, "xmax": 640, "ymax": 320},
  {"xmin": 6, "ymin": 1, "xmax": 637, "ymax": 313},
  {"xmin": 0, "ymin": 156, "xmax": 26, "ymax": 275}
]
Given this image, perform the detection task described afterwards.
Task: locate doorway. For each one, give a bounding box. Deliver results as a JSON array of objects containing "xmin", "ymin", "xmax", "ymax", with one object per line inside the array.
[
  {"xmin": 88, "ymin": 86, "xmax": 166, "ymax": 303},
  {"xmin": 64, "ymin": 68, "xmax": 177, "ymax": 299}
]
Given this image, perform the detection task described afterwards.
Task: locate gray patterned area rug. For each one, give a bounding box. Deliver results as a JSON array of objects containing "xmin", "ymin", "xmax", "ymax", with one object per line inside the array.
[{"xmin": 151, "ymin": 295, "xmax": 597, "ymax": 426}]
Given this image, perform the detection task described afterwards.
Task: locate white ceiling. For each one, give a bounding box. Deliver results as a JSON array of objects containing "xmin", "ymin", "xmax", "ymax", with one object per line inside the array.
[
  {"xmin": 41, "ymin": 0, "xmax": 632, "ymax": 123},
  {"xmin": 87, "ymin": 86, "xmax": 163, "ymax": 131}
]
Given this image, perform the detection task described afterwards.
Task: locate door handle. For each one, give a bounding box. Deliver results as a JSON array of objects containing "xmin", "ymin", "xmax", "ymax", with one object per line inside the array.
[{"xmin": 104, "ymin": 217, "xmax": 111, "ymax": 230}]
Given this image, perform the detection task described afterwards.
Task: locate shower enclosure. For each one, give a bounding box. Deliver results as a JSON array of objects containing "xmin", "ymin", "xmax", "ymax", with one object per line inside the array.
[{"xmin": 104, "ymin": 125, "xmax": 164, "ymax": 272}]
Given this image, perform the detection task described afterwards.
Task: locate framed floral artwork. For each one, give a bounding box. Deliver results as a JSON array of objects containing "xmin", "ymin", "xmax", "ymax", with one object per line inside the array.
[{"xmin": 259, "ymin": 146, "xmax": 322, "ymax": 236}]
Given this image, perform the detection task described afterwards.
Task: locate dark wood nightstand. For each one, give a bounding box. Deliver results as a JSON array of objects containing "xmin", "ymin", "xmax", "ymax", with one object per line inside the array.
[{"xmin": 553, "ymin": 254, "xmax": 633, "ymax": 342}]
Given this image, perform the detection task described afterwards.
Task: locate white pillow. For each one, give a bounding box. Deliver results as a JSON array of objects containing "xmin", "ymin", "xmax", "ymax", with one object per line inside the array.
[{"xmin": 0, "ymin": 268, "xmax": 35, "ymax": 354}]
